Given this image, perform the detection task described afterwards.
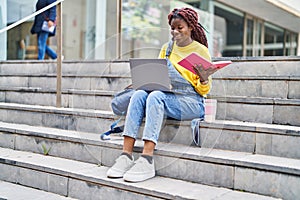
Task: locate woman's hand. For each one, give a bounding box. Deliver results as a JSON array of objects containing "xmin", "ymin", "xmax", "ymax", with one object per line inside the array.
[
  {"xmin": 48, "ymin": 20, "xmax": 55, "ymax": 28},
  {"xmin": 193, "ymin": 64, "xmax": 218, "ymax": 83}
]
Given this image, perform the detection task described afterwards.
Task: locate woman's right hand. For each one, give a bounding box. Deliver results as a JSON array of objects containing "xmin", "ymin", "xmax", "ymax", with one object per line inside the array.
[{"xmin": 193, "ymin": 64, "xmax": 218, "ymax": 82}]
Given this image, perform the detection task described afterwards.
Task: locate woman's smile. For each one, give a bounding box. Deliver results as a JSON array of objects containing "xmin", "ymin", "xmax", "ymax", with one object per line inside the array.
[{"xmin": 170, "ymin": 18, "xmax": 193, "ymax": 47}]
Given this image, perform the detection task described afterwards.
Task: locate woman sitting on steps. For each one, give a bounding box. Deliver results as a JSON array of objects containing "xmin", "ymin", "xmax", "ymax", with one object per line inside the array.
[{"xmin": 107, "ymin": 7, "xmax": 219, "ymax": 182}]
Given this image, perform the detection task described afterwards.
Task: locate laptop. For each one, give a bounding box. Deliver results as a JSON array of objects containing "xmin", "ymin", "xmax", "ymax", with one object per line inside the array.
[{"xmin": 129, "ymin": 58, "xmax": 173, "ymax": 92}]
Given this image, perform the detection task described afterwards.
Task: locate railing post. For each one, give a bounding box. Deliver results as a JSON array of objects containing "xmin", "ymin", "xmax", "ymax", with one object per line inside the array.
[
  {"xmin": 56, "ymin": 1, "xmax": 62, "ymax": 107},
  {"xmin": 117, "ymin": 0, "xmax": 122, "ymax": 59}
]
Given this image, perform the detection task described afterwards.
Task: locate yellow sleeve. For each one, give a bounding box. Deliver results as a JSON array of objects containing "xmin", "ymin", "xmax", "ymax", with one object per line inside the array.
[
  {"xmin": 194, "ymin": 76, "xmax": 212, "ymax": 96},
  {"xmin": 158, "ymin": 43, "xmax": 168, "ymax": 58}
]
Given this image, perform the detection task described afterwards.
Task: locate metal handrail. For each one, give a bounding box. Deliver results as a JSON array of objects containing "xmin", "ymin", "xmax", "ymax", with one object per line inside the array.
[
  {"xmin": 0, "ymin": 0, "xmax": 64, "ymax": 108},
  {"xmin": 0, "ymin": 0, "xmax": 64, "ymax": 34}
]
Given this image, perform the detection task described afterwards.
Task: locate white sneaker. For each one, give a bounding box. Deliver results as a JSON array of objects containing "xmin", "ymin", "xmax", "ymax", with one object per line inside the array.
[
  {"xmin": 107, "ymin": 154, "xmax": 134, "ymax": 178},
  {"xmin": 123, "ymin": 156, "xmax": 155, "ymax": 182}
]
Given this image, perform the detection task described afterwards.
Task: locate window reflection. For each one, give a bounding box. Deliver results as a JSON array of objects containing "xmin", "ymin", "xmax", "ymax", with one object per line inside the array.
[
  {"xmin": 2, "ymin": 0, "xmax": 299, "ymax": 60},
  {"xmin": 214, "ymin": 5, "xmax": 244, "ymax": 57}
]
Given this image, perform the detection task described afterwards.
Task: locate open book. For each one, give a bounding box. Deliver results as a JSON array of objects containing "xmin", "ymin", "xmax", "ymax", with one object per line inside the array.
[{"xmin": 178, "ymin": 52, "xmax": 232, "ymax": 74}]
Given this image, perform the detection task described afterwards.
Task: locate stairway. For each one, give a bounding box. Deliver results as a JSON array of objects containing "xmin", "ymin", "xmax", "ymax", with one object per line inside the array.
[
  {"xmin": 0, "ymin": 58, "xmax": 299, "ymax": 200},
  {"xmin": 24, "ymin": 45, "xmax": 38, "ymax": 60}
]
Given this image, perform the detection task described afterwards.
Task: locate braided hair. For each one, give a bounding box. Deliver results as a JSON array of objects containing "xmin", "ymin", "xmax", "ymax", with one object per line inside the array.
[{"xmin": 168, "ymin": 7, "xmax": 208, "ymax": 48}]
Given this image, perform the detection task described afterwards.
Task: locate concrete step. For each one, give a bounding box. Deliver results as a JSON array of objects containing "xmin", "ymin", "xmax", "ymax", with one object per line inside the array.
[
  {"xmin": 0, "ymin": 87, "xmax": 114, "ymax": 110},
  {"xmin": 0, "ymin": 102, "xmax": 116, "ymax": 134},
  {"xmin": 1, "ymin": 58, "xmax": 299, "ymax": 76},
  {"xmin": 1, "ymin": 73, "xmax": 299, "ymax": 99},
  {"xmin": 213, "ymin": 96, "xmax": 300, "ymax": 126},
  {"xmin": 1, "ymin": 87, "xmax": 299, "ymax": 126},
  {"xmin": 0, "ymin": 147, "xmax": 285, "ymax": 199},
  {"xmin": 2, "ymin": 73, "xmax": 299, "ymax": 99},
  {"xmin": 0, "ymin": 74, "xmax": 131, "ymax": 91},
  {"xmin": 1, "ymin": 62, "xmax": 300, "ymax": 100},
  {"xmin": 213, "ymin": 57, "xmax": 300, "ymax": 78},
  {"xmin": 0, "ymin": 120, "xmax": 300, "ymax": 199},
  {"xmin": 210, "ymin": 76, "xmax": 300, "ymax": 99},
  {"xmin": 211, "ymin": 58, "xmax": 300, "ymax": 99},
  {"xmin": 0, "ymin": 103, "xmax": 299, "ymax": 159},
  {"xmin": 0, "ymin": 180, "xmax": 77, "ymax": 200},
  {"xmin": 0, "ymin": 61, "xmax": 131, "ymax": 76}
]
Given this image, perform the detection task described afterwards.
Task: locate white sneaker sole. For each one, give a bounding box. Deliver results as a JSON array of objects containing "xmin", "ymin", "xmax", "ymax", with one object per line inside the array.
[
  {"xmin": 123, "ymin": 171, "xmax": 155, "ymax": 182},
  {"xmin": 107, "ymin": 168, "xmax": 127, "ymax": 178}
]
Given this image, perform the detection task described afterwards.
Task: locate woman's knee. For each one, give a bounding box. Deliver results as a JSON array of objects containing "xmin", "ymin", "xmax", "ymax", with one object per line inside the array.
[
  {"xmin": 146, "ymin": 91, "xmax": 165, "ymax": 103},
  {"xmin": 131, "ymin": 90, "xmax": 148, "ymax": 101},
  {"xmin": 129, "ymin": 90, "xmax": 148, "ymax": 108}
]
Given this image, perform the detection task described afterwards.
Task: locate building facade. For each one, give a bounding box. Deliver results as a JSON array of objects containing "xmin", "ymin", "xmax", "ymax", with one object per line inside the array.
[{"xmin": 1, "ymin": 0, "xmax": 300, "ymax": 60}]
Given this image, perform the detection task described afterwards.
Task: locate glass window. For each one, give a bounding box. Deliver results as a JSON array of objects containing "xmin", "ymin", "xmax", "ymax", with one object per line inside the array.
[
  {"xmin": 285, "ymin": 31, "xmax": 298, "ymax": 56},
  {"xmin": 214, "ymin": 5, "xmax": 244, "ymax": 57},
  {"xmin": 245, "ymin": 16, "xmax": 264, "ymax": 56},
  {"xmin": 121, "ymin": 0, "xmax": 213, "ymax": 59},
  {"xmin": 121, "ymin": 0, "xmax": 168, "ymax": 59},
  {"xmin": 264, "ymin": 22, "xmax": 284, "ymax": 56},
  {"xmin": 6, "ymin": 0, "xmax": 35, "ymax": 60},
  {"xmin": 3, "ymin": 0, "xmax": 300, "ymax": 60}
]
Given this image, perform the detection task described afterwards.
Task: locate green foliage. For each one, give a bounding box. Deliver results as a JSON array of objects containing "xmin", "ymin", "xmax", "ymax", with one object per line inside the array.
[{"xmin": 42, "ymin": 144, "xmax": 51, "ymax": 155}]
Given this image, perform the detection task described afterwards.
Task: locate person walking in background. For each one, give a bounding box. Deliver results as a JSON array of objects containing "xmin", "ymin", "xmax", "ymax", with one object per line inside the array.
[
  {"xmin": 31, "ymin": 0, "xmax": 57, "ymax": 60},
  {"xmin": 107, "ymin": 7, "xmax": 219, "ymax": 182}
]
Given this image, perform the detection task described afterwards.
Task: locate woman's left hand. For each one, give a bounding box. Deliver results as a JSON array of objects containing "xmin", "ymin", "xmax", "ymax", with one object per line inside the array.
[{"xmin": 193, "ymin": 64, "xmax": 218, "ymax": 82}]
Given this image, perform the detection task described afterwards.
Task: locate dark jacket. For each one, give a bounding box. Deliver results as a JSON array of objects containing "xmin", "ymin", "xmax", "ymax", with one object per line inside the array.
[{"xmin": 31, "ymin": 0, "xmax": 57, "ymax": 36}]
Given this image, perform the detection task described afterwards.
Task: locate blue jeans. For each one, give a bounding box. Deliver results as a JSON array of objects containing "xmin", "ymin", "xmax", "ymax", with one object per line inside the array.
[
  {"xmin": 37, "ymin": 31, "xmax": 57, "ymax": 60},
  {"xmin": 122, "ymin": 90, "xmax": 205, "ymax": 144}
]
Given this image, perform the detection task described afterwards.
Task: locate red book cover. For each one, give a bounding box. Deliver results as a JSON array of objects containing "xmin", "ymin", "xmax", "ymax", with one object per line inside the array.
[{"xmin": 178, "ymin": 52, "xmax": 232, "ymax": 74}]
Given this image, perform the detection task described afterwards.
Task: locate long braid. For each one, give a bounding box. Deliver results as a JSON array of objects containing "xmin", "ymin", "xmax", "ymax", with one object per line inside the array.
[{"xmin": 168, "ymin": 8, "xmax": 208, "ymax": 48}]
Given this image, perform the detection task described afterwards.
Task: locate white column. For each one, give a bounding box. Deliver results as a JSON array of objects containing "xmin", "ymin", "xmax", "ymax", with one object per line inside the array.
[
  {"xmin": 208, "ymin": 1, "xmax": 214, "ymax": 57},
  {"xmin": 94, "ymin": 0, "xmax": 107, "ymax": 59},
  {"xmin": 85, "ymin": 0, "xmax": 96, "ymax": 59},
  {"xmin": 0, "ymin": 0, "xmax": 7, "ymax": 60},
  {"xmin": 297, "ymin": 33, "xmax": 300, "ymax": 56}
]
